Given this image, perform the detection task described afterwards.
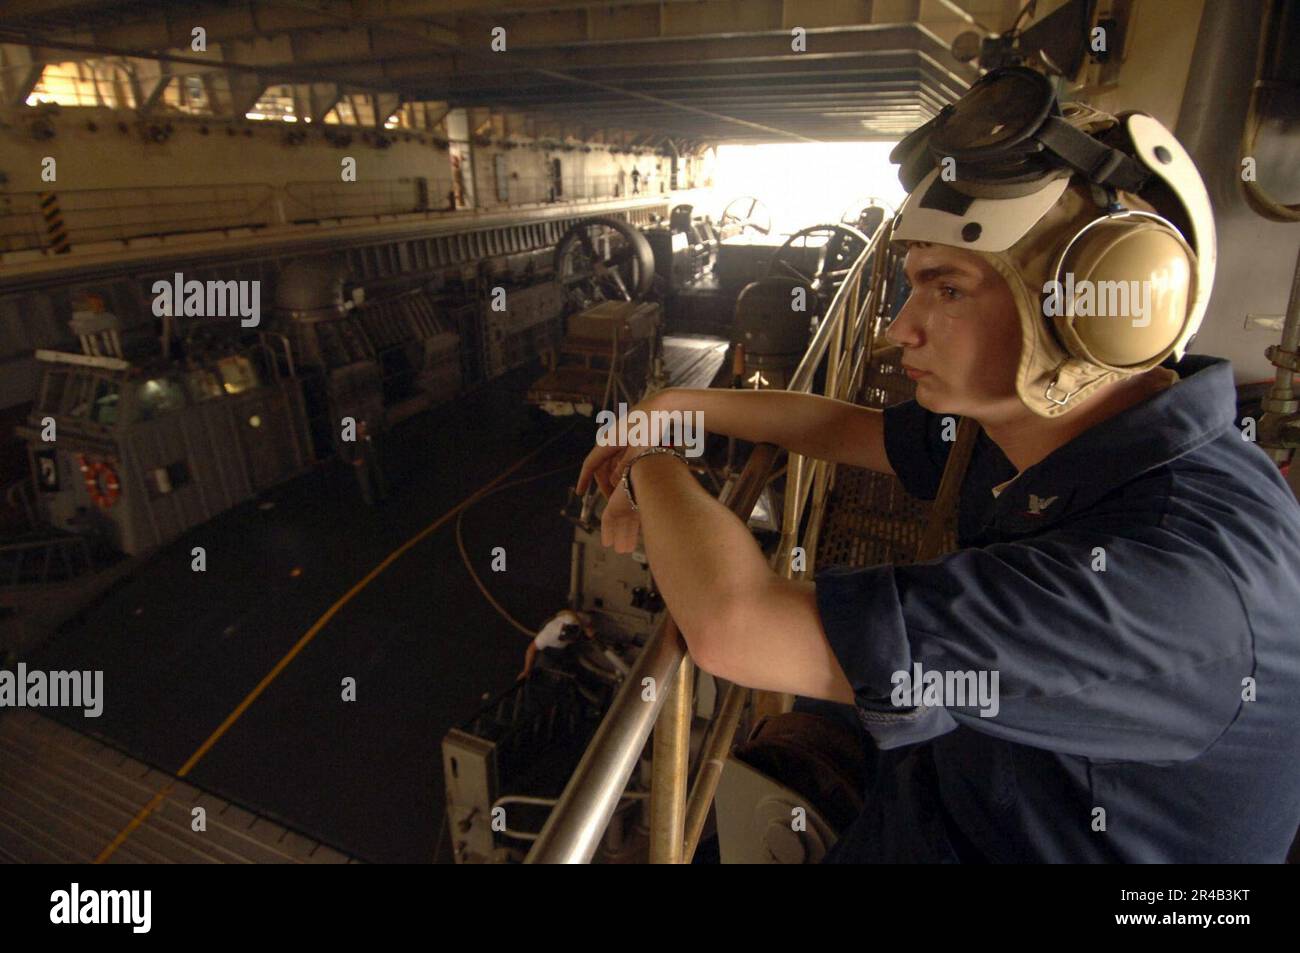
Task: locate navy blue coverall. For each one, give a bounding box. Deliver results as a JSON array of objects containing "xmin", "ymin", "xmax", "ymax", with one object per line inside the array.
[{"xmin": 813, "ymin": 354, "xmax": 1300, "ymax": 862}]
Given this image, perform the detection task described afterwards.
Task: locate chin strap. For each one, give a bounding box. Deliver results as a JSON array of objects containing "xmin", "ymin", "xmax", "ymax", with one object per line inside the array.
[{"xmin": 1042, "ymin": 359, "xmax": 1114, "ymax": 408}]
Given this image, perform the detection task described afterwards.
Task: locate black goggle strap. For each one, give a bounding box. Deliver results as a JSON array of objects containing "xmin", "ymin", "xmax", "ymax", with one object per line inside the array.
[
  {"xmin": 896, "ymin": 71, "xmax": 1151, "ymax": 196},
  {"xmin": 896, "ymin": 115, "xmax": 1149, "ymax": 196},
  {"xmin": 1034, "ymin": 116, "xmax": 1150, "ymax": 193}
]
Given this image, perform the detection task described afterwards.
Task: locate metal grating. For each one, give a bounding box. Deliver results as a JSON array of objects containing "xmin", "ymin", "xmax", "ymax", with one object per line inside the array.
[
  {"xmin": 860, "ymin": 345, "xmax": 917, "ymax": 410},
  {"xmin": 815, "ymin": 466, "xmax": 955, "ymax": 569},
  {"xmin": 661, "ymin": 334, "xmax": 729, "ymax": 390},
  {"xmin": 814, "ymin": 347, "xmax": 957, "ymax": 571}
]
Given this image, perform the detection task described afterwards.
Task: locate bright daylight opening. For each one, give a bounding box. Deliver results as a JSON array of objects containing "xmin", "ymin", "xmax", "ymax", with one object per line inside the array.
[{"xmin": 712, "ymin": 141, "xmax": 909, "ymax": 236}]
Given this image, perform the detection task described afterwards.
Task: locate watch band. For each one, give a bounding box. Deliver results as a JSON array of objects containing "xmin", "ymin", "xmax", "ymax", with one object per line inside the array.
[{"xmin": 620, "ymin": 446, "xmax": 686, "ymax": 511}]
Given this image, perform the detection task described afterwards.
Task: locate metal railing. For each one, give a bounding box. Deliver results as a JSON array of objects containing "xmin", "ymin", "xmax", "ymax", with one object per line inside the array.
[
  {"xmin": 0, "ymin": 532, "xmax": 95, "ymax": 588},
  {"xmin": 0, "ymin": 174, "xmax": 645, "ymax": 256},
  {"xmin": 526, "ymin": 217, "xmax": 904, "ymax": 864},
  {"xmin": 0, "ymin": 184, "xmax": 279, "ymax": 252},
  {"xmin": 485, "ymin": 174, "xmax": 639, "ymax": 206},
  {"xmin": 282, "ymin": 177, "xmax": 453, "ymax": 221}
]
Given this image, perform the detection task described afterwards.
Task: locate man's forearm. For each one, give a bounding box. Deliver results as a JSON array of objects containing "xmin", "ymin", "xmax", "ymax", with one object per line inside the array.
[
  {"xmin": 645, "ymin": 387, "xmax": 882, "ymax": 469},
  {"xmin": 627, "ymin": 452, "xmax": 773, "ymax": 660},
  {"xmin": 625, "ymin": 451, "xmax": 856, "ymax": 702}
]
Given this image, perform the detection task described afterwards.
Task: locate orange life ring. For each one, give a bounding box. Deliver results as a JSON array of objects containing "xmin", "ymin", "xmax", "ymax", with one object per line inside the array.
[{"xmin": 78, "ymin": 455, "xmax": 121, "ymax": 508}]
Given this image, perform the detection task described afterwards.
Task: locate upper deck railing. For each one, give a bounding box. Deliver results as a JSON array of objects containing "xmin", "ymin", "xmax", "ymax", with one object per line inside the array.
[
  {"xmin": 0, "ymin": 175, "xmax": 654, "ymax": 258},
  {"xmin": 526, "ymin": 217, "xmax": 908, "ymax": 863}
]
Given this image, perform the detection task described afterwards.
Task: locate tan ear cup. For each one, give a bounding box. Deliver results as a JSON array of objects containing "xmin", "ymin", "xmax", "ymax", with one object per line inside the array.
[{"xmin": 1047, "ymin": 212, "xmax": 1197, "ymax": 370}]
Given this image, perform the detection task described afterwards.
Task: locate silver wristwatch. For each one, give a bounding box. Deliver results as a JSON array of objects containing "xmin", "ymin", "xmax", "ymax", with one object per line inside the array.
[{"xmin": 620, "ymin": 446, "xmax": 686, "ymax": 511}]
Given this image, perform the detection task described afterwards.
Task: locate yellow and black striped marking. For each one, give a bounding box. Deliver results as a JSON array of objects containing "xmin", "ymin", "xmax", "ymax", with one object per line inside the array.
[{"xmin": 39, "ymin": 191, "xmax": 70, "ymax": 254}]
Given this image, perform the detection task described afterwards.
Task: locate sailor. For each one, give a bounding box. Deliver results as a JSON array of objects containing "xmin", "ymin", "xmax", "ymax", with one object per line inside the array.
[
  {"xmin": 519, "ymin": 609, "xmax": 595, "ymax": 681},
  {"xmin": 344, "ymin": 417, "xmax": 389, "ymax": 506},
  {"xmin": 577, "ymin": 67, "xmax": 1300, "ymax": 862}
]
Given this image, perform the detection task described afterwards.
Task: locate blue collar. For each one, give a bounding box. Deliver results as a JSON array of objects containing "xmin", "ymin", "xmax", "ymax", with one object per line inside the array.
[{"xmin": 981, "ymin": 355, "xmax": 1236, "ymax": 535}]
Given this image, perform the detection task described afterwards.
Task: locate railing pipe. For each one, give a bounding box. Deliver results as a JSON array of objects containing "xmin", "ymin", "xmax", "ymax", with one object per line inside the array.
[
  {"xmin": 648, "ymin": 655, "xmax": 693, "ymax": 863},
  {"xmin": 682, "ymin": 680, "xmax": 748, "ymax": 859},
  {"xmin": 527, "ymin": 442, "xmax": 779, "ymax": 863},
  {"xmin": 527, "ymin": 220, "xmax": 895, "ymax": 864},
  {"xmin": 524, "ymin": 614, "xmax": 688, "ymax": 863}
]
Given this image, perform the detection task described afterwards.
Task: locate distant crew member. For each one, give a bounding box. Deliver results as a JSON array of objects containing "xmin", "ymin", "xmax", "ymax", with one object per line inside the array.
[
  {"xmin": 451, "ymin": 154, "xmax": 466, "ymax": 207},
  {"xmin": 345, "ymin": 418, "xmax": 389, "ymax": 506},
  {"xmin": 518, "ymin": 609, "xmax": 595, "ymax": 680}
]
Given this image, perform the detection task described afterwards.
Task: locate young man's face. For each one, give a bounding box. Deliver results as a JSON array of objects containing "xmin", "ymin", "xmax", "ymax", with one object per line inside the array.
[{"xmin": 886, "ymin": 242, "xmax": 1025, "ymax": 422}]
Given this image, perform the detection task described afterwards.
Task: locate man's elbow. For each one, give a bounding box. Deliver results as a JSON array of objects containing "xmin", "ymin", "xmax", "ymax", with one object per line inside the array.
[
  {"xmin": 682, "ymin": 596, "xmax": 743, "ymax": 682},
  {"xmin": 686, "ymin": 595, "xmax": 759, "ymax": 686}
]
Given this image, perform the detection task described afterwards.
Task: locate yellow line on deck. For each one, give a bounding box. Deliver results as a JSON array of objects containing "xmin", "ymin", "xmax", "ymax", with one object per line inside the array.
[{"xmin": 96, "ymin": 424, "xmax": 575, "ymax": 863}]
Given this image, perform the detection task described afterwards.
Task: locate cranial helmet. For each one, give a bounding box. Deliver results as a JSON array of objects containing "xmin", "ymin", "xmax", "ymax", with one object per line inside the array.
[{"xmin": 888, "ymin": 67, "xmax": 1216, "ymax": 417}]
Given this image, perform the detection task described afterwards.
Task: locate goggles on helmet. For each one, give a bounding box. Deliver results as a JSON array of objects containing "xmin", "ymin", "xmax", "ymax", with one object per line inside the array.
[{"xmin": 890, "ymin": 66, "xmax": 1152, "ymax": 200}]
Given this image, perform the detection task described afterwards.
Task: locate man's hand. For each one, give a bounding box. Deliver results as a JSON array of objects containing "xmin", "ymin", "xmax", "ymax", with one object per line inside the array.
[
  {"xmin": 577, "ymin": 441, "xmax": 626, "ymax": 499},
  {"xmin": 577, "ymin": 392, "xmax": 674, "ymax": 499},
  {"xmin": 578, "ymin": 424, "xmax": 652, "ymax": 554},
  {"xmin": 599, "ymin": 460, "xmax": 642, "ymax": 553}
]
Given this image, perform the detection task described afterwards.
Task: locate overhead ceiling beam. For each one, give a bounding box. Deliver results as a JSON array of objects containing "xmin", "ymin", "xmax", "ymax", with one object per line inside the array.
[
  {"xmin": 0, "ymin": 0, "xmax": 112, "ymax": 20},
  {"xmin": 250, "ymin": 24, "xmax": 960, "ymax": 74},
  {"xmin": 406, "ymin": 57, "xmax": 957, "ymax": 103},
  {"xmin": 308, "ymin": 82, "xmax": 342, "ymax": 122},
  {"xmin": 500, "ymin": 109, "xmax": 929, "ymax": 127},
  {"xmin": 0, "ymin": 0, "xmax": 721, "ymax": 31},
  {"xmin": 37, "ymin": 0, "xmax": 907, "ymax": 58},
  {"xmin": 1, "ymin": 42, "xmax": 44, "ymax": 105},
  {"xmin": 428, "ymin": 61, "xmax": 926, "ymax": 89},
  {"xmin": 374, "ymin": 91, "xmax": 402, "ymax": 127},
  {"xmin": 0, "ymin": 30, "xmax": 401, "ymax": 92},
  {"xmin": 66, "ymin": 1, "xmax": 853, "ymax": 144},
  {"xmin": 436, "ymin": 82, "xmax": 939, "ymax": 105},
  {"xmin": 228, "ymin": 71, "xmax": 266, "ymax": 117},
  {"xmin": 0, "ymin": 2, "xmax": 979, "ymax": 142},
  {"xmin": 10, "ymin": 61, "xmax": 43, "ymax": 105},
  {"xmin": 87, "ymin": 6, "xmax": 459, "ymax": 52},
  {"xmin": 533, "ymin": 111, "xmax": 928, "ymax": 126},
  {"xmin": 926, "ymin": 0, "xmax": 998, "ymax": 34},
  {"xmin": 136, "ymin": 68, "xmax": 173, "ymax": 114},
  {"xmin": 449, "ymin": 99, "xmax": 943, "ymax": 124}
]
